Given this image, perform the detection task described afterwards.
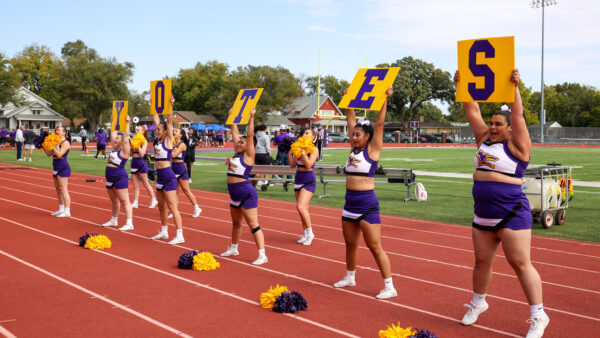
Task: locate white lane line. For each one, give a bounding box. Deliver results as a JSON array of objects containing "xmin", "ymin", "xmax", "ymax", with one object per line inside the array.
[
  {"xmin": 1, "ymin": 197, "xmax": 599, "ymax": 325},
  {"xmin": 0, "ymin": 249, "xmax": 191, "ymax": 338},
  {"xmin": 0, "ymin": 324, "xmax": 16, "ymax": 338}
]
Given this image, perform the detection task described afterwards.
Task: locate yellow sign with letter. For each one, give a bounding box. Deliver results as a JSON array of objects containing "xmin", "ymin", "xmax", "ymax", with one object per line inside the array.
[
  {"xmin": 111, "ymin": 101, "xmax": 128, "ymax": 131},
  {"xmin": 338, "ymin": 67, "xmax": 400, "ymax": 110},
  {"xmin": 456, "ymin": 36, "xmax": 515, "ymax": 102},
  {"xmin": 226, "ymin": 88, "xmax": 264, "ymax": 125},
  {"xmin": 150, "ymin": 79, "xmax": 173, "ymax": 115}
]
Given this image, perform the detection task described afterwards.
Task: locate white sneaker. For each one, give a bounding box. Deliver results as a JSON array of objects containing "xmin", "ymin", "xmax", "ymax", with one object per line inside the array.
[
  {"xmin": 131, "ymin": 202, "xmax": 138, "ymax": 209},
  {"xmin": 376, "ymin": 287, "xmax": 398, "ymax": 299},
  {"xmin": 149, "ymin": 199, "xmax": 158, "ymax": 208},
  {"xmin": 119, "ymin": 224, "xmax": 134, "ymax": 231},
  {"xmin": 101, "ymin": 219, "xmax": 118, "ymax": 227},
  {"xmin": 28, "ymin": 158, "xmax": 32, "ymax": 162},
  {"xmin": 302, "ymin": 235, "xmax": 315, "ymax": 246},
  {"xmin": 188, "ymin": 179, "xmax": 192, "ymax": 183},
  {"xmin": 461, "ymin": 301, "xmax": 489, "ymax": 326},
  {"xmin": 333, "ymin": 277, "xmax": 356, "ymax": 288},
  {"xmin": 56, "ymin": 211, "xmax": 71, "ymax": 218},
  {"xmin": 168, "ymin": 235, "xmax": 185, "ymax": 245},
  {"xmin": 296, "ymin": 236, "xmax": 307, "ymax": 244},
  {"xmin": 526, "ymin": 314, "xmax": 550, "ymax": 338},
  {"xmin": 168, "ymin": 213, "xmax": 173, "ymax": 219},
  {"xmin": 192, "ymin": 207, "xmax": 202, "ymax": 218},
  {"xmin": 151, "ymin": 231, "xmax": 168, "ymax": 240},
  {"xmin": 220, "ymin": 247, "xmax": 239, "ymax": 257},
  {"xmin": 252, "ymin": 256, "xmax": 268, "ymax": 265},
  {"xmin": 51, "ymin": 210, "xmax": 63, "ymax": 216}
]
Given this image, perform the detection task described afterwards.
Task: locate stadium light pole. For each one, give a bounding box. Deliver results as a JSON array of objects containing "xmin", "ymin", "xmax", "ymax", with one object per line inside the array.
[{"xmin": 531, "ymin": 0, "xmax": 557, "ymax": 144}]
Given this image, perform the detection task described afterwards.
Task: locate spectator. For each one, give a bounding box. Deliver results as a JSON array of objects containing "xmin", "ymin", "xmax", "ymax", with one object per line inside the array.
[
  {"xmin": 9, "ymin": 128, "xmax": 16, "ymax": 148},
  {"xmin": 0, "ymin": 127, "xmax": 7, "ymax": 147},
  {"xmin": 273, "ymin": 124, "xmax": 293, "ymax": 190},
  {"xmin": 95, "ymin": 128, "xmax": 107, "ymax": 159},
  {"xmin": 185, "ymin": 127, "xmax": 198, "ymax": 183},
  {"xmin": 15, "ymin": 125, "xmax": 24, "ymax": 161},
  {"xmin": 79, "ymin": 125, "xmax": 88, "ymax": 152},
  {"xmin": 23, "ymin": 125, "xmax": 36, "ymax": 161},
  {"xmin": 253, "ymin": 124, "xmax": 272, "ymax": 188},
  {"xmin": 218, "ymin": 129, "xmax": 225, "ymax": 147},
  {"xmin": 316, "ymin": 126, "xmax": 324, "ymax": 161}
]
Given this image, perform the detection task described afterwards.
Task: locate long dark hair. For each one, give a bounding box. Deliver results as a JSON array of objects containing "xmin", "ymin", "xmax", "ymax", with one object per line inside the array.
[
  {"xmin": 355, "ymin": 123, "xmax": 374, "ymax": 142},
  {"xmin": 178, "ymin": 127, "xmax": 188, "ymax": 145}
]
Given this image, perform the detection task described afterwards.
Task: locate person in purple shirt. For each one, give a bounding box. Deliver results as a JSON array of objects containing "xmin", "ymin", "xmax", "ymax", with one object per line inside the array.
[
  {"xmin": 95, "ymin": 128, "xmax": 107, "ymax": 159},
  {"xmin": 272, "ymin": 124, "xmax": 293, "ymax": 190},
  {"xmin": 0, "ymin": 128, "xmax": 7, "ymax": 147}
]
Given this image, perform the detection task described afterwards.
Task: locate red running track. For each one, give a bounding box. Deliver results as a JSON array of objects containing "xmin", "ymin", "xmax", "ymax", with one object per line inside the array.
[{"xmin": 0, "ymin": 163, "xmax": 598, "ymax": 337}]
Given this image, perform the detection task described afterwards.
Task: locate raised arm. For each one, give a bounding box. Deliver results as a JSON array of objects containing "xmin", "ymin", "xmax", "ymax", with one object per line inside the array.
[
  {"xmin": 455, "ymin": 71, "xmax": 489, "ymax": 145},
  {"xmin": 121, "ymin": 117, "xmax": 130, "ymax": 159},
  {"xmin": 343, "ymin": 88, "xmax": 358, "ymax": 148},
  {"xmin": 164, "ymin": 96, "xmax": 175, "ymax": 148},
  {"xmin": 230, "ymin": 109, "xmax": 240, "ymax": 144},
  {"xmin": 245, "ymin": 109, "xmax": 256, "ymax": 159},
  {"xmin": 369, "ymin": 87, "xmax": 392, "ymax": 154},
  {"xmin": 507, "ymin": 69, "xmax": 531, "ymax": 161}
]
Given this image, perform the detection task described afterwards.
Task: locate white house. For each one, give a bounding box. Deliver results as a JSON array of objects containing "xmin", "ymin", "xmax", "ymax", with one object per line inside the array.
[{"xmin": 0, "ymin": 86, "xmax": 65, "ymax": 131}]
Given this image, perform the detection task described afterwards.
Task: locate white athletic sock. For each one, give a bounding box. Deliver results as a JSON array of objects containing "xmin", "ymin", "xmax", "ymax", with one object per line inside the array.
[
  {"xmin": 133, "ymin": 200, "xmax": 138, "ymax": 204},
  {"xmin": 472, "ymin": 292, "xmax": 487, "ymax": 307},
  {"xmin": 126, "ymin": 219, "xmax": 133, "ymax": 225},
  {"xmin": 64, "ymin": 208, "xmax": 70, "ymax": 214},
  {"xmin": 231, "ymin": 243, "xmax": 239, "ymax": 250},
  {"xmin": 303, "ymin": 229, "xmax": 308, "ymax": 237},
  {"xmin": 258, "ymin": 249, "xmax": 266, "ymax": 257},
  {"xmin": 58, "ymin": 205, "xmax": 65, "ymax": 212},
  {"xmin": 384, "ymin": 277, "xmax": 394, "ymax": 289},
  {"xmin": 176, "ymin": 229, "xmax": 183, "ymax": 236},
  {"xmin": 306, "ymin": 228, "xmax": 314, "ymax": 236},
  {"xmin": 111, "ymin": 216, "xmax": 118, "ymax": 223},
  {"xmin": 530, "ymin": 303, "xmax": 546, "ymax": 318},
  {"xmin": 161, "ymin": 225, "xmax": 168, "ymax": 233},
  {"xmin": 346, "ymin": 270, "xmax": 356, "ymax": 279},
  {"xmin": 194, "ymin": 204, "xmax": 200, "ymax": 210}
]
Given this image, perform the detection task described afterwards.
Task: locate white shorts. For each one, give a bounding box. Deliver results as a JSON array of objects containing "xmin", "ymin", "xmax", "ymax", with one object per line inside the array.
[{"xmin": 24, "ymin": 144, "xmax": 35, "ymax": 150}]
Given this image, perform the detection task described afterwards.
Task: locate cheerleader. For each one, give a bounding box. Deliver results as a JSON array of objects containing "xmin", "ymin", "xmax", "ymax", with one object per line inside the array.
[
  {"xmin": 169, "ymin": 127, "xmax": 202, "ymax": 218},
  {"xmin": 288, "ymin": 128, "xmax": 319, "ymax": 245},
  {"xmin": 101, "ymin": 116, "xmax": 134, "ymax": 231},
  {"xmin": 149, "ymin": 96, "xmax": 185, "ymax": 245},
  {"xmin": 44, "ymin": 126, "xmax": 71, "ymax": 218},
  {"xmin": 220, "ymin": 109, "xmax": 268, "ymax": 265},
  {"xmin": 333, "ymin": 87, "xmax": 397, "ymax": 300},
  {"xmin": 130, "ymin": 125, "xmax": 158, "ymax": 209}
]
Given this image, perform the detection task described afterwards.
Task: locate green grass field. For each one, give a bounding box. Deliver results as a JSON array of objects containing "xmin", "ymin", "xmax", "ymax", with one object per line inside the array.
[{"xmin": 2, "ymin": 146, "xmax": 599, "ymax": 242}]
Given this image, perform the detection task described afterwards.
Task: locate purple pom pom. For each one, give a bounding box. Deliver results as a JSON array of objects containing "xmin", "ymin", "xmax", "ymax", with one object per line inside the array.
[
  {"xmin": 79, "ymin": 232, "xmax": 99, "ymax": 247},
  {"xmin": 280, "ymin": 135, "xmax": 296, "ymax": 153},
  {"xmin": 178, "ymin": 250, "xmax": 201, "ymax": 269},
  {"xmin": 411, "ymin": 329, "xmax": 438, "ymax": 338},
  {"xmin": 273, "ymin": 291, "xmax": 307, "ymax": 313}
]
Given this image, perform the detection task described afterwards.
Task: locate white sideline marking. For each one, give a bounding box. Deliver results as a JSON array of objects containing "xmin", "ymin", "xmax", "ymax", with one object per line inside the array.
[
  {"xmin": 0, "ymin": 216, "xmax": 359, "ymax": 338},
  {"xmin": 0, "ymin": 249, "xmax": 191, "ymax": 338},
  {"xmin": 0, "ymin": 324, "xmax": 16, "ymax": 338},
  {"xmin": 1, "ymin": 197, "xmax": 599, "ymax": 325}
]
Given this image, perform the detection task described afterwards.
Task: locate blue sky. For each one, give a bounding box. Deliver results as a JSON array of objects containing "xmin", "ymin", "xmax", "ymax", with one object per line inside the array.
[{"xmin": 1, "ymin": 0, "xmax": 598, "ymax": 110}]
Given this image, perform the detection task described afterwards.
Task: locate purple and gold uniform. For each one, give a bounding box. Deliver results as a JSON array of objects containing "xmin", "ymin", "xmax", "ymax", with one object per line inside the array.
[
  {"xmin": 154, "ymin": 139, "xmax": 177, "ymax": 191},
  {"xmin": 52, "ymin": 140, "xmax": 71, "ymax": 178},
  {"xmin": 342, "ymin": 146, "xmax": 380, "ymax": 224},
  {"xmin": 472, "ymin": 140, "xmax": 531, "ymax": 231},
  {"xmin": 105, "ymin": 149, "xmax": 129, "ymax": 189},
  {"xmin": 130, "ymin": 140, "xmax": 148, "ymax": 174},
  {"xmin": 227, "ymin": 153, "xmax": 258, "ymax": 209},
  {"xmin": 172, "ymin": 141, "xmax": 189, "ymax": 181},
  {"xmin": 294, "ymin": 155, "xmax": 316, "ymax": 193}
]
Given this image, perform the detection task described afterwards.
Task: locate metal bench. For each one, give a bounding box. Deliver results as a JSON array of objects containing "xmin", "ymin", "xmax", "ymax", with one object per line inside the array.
[{"xmin": 249, "ymin": 165, "xmax": 416, "ymax": 201}]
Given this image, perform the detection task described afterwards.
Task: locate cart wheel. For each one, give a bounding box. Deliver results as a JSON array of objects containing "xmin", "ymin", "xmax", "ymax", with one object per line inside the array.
[
  {"xmin": 541, "ymin": 211, "xmax": 554, "ymax": 229},
  {"xmin": 555, "ymin": 210, "xmax": 566, "ymax": 225}
]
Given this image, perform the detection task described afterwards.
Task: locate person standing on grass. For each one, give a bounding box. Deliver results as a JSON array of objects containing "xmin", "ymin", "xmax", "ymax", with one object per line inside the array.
[
  {"xmin": 455, "ymin": 69, "xmax": 549, "ymax": 338},
  {"xmin": 23, "ymin": 125, "xmax": 36, "ymax": 161},
  {"xmin": 168, "ymin": 127, "xmax": 202, "ymax": 218},
  {"xmin": 130, "ymin": 125, "xmax": 158, "ymax": 209},
  {"xmin": 95, "ymin": 128, "xmax": 107, "ymax": 159},
  {"xmin": 0, "ymin": 127, "xmax": 7, "ymax": 147},
  {"xmin": 149, "ymin": 96, "xmax": 185, "ymax": 245},
  {"xmin": 184, "ymin": 127, "xmax": 198, "ymax": 183},
  {"xmin": 79, "ymin": 125, "xmax": 88, "ymax": 152},
  {"xmin": 288, "ymin": 128, "xmax": 319, "ymax": 246},
  {"xmin": 253, "ymin": 124, "xmax": 272, "ymax": 188},
  {"xmin": 333, "ymin": 86, "xmax": 397, "ymax": 300},
  {"xmin": 44, "ymin": 126, "xmax": 72, "ymax": 218},
  {"xmin": 15, "ymin": 125, "xmax": 24, "ymax": 161},
  {"xmin": 273, "ymin": 124, "xmax": 293, "ymax": 191},
  {"xmin": 101, "ymin": 117, "xmax": 134, "ymax": 231},
  {"xmin": 220, "ymin": 108, "xmax": 268, "ymax": 265}
]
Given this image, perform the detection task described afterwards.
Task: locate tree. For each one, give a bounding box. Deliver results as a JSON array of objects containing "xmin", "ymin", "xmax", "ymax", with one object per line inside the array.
[
  {"xmin": 0, "ymin": 52, "xmax": 19, "ymax": 106},
  {"xmin": 171, "ymin": 61, "xmax": 229, "ymax": 115},
  {"xmin": 377, "ymin": 57, "xmax": 454, "ymax": 130},
  {"xmin": 529, "ymin": 82, "xmax": 599, "ymax": 127},
  {"xmin": 305, "ymin": 75, "xmax": 350, "ymax": 104},
  {"xmin": 10, "ymin": 44, "xmax": 58, "ymax": 96},
  {"xmin": 416, "ymin": 102, "xmax": 447, "ymax": 123},
  {"xmin": 51, "ymin": 40, "xmax": 134, "ymax": 131},
  {"xmin": 128, "ymin": 90, "xmax": 150, "ymax": 116}
]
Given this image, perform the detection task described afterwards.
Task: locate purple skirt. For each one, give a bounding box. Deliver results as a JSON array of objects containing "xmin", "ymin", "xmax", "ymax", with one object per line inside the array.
[
  {"xmin": 227, "ymin": 181, "xmax": 258, "ymax": 209},
  {"xmin": 52, "ymin": 160, "xmax": 71, "ymax": 178},
  {"xmin": 156, "ymin": 167, "xmax": 177, "ymax": 191},
  {"xmin": 172, "ymin": 162, "xmax": 189, "ymax": 181},
  {"xmin": 472, "ymin": 180, "xmax": 532, "ymax": 231},
  {"xmin": 342, "ymin": 189, "xmax": 381, "ymax": 224},
  {"xmin": 294, "ymin": 170, "xmax": 316, "ymax": 193},
  {"xmin": 131, "ymin": 157, "xmax": 148, "ymax": 174},
  {"xmin": 105, "ymin": 166, "xmax": 129, "ymax": 189}
]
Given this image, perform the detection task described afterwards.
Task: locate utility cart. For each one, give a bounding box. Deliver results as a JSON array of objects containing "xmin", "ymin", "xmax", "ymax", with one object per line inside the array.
[{"xmin": 522, "ymin": 163, "xmax": 573, "ymax": 228}]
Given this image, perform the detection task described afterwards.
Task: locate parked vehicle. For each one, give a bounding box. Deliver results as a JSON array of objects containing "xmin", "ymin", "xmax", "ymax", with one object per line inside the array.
[
  {"xmin": 328, "ymin": 132, "xmax": 349, "ymax": 143},
  {"xmin": 432, "ymin": 134, "xmax": 455, "ymax": 143},
  {"xmin": 400, "ymin": 133, "xmax": 410, "ymax": 143},
  {"xmin": 411, "ymin": 135, "xmax": 427, "ymax": 143},
  {"xmin": 420, "ymin": 134, "xmax": 439, "ymax": 143},
  {"xmin": 383, "ymin": 133, "xmax": 396, "ymax": 143},
  {"xmin": 71, "ymin": 135, "xmax": 82, "ymax": 143}
]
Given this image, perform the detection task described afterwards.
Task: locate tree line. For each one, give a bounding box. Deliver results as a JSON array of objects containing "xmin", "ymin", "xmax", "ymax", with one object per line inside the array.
[{"xmin": 1, "ymin": 40, "xmax": 599, "ymax": 131}]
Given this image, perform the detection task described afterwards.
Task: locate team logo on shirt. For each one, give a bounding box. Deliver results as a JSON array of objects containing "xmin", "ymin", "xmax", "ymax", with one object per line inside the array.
[
  {"xmin": 476, "ymin": 150, "xmax": 499, "ymax": 169},
  {"xmin": 347, "ymin": 155, "xmax": 361, "ymax": 168},
  {"xmin": 228, "ymin": 161, "xmax": 238, "ymax": 172}
]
